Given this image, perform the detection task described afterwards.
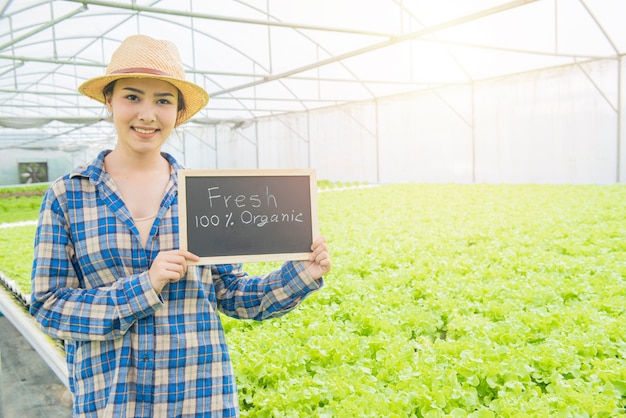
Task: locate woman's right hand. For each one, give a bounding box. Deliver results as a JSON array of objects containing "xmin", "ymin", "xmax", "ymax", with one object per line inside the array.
[{"xmin": 148, "ymin": 250, "xmax": 200, "ymax": 293}]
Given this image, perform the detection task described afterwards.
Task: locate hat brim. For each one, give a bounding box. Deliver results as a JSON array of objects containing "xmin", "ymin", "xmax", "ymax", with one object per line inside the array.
[{"xmin": 78, "ymin": 73, "xmax": 209, "ymax": 126}]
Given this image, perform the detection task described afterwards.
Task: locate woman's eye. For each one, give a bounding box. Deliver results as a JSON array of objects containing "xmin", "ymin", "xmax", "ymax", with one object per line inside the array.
[
  {"xmin": 157, "ymin": 99, "xmax": 171, "ymax": 105},
  {"xmin": 125, "ymin": 94, "xmax": 139, "ymax": 101}
]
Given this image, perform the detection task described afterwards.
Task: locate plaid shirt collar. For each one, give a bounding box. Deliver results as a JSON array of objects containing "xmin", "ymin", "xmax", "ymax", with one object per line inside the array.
[{"xmin": 69, "ymin": 150, "xmax": 184, "ymax": 185}]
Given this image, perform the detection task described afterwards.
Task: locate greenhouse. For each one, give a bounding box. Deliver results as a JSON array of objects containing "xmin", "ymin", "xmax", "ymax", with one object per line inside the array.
[
  {"xmin": 1, "ymin": 0, "xmax": 626, "ymax": 417},
  {"xmin": 1, "ymin": 0, "xmax": 625, "ymax": 185}
]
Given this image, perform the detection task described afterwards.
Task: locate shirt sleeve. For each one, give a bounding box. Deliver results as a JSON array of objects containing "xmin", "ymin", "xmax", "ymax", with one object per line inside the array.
[
  {"xmin": 30, "ymin": 186, "xmax": 163, "ymax": 341},
  {"xmin": 212, "ymin": 261, "xmax": 324, "ymax": 321}
]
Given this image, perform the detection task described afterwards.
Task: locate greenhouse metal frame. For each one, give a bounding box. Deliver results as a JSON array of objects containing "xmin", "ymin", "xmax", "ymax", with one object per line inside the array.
[{"xmin": 1, "ymin": 0, "xmax": 625, "ymax": 184}]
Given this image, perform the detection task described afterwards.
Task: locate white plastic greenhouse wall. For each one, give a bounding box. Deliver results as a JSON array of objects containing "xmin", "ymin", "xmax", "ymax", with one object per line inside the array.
[
  {"xmin": 1, "ymin": 0, "xmax": 625, "ymax": 185},
  {"xmin": 174, "ymin": 56, "xmax": 625, "ymax": 184},
  {"xmin": 1, "ymin": 56, "xmax": 624, "ymax": 186}
]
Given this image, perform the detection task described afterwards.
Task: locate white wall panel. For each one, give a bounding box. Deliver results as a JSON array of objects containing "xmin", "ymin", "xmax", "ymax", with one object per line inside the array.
[
  {"xmin": 475, "ymin": 60, "xmax": 618, "ymax": 184},
  {"xmin": 169, "ymin": 127, "xmax": 216, "ymax": 169},
  {"xmin": 0, "ymin": 149, "xmax": 75, "ymax": 185},
  {"xmin": 377, "ymin": 87, "xmax": 474, "ymax": 183},
  {"xmin": 218, "ymin": 125, "xmax": 259, "ymax": 169},
  {"xmin": 309, "ymin": 103, "xmax": 378, "ymax": 183},
  {"xmin": 178, "ymin": 59, "xmax": 623, "ymax": 185},
  {"xmin": 257, "ymin": 113, "xmax": 310, "ymax": 169}
]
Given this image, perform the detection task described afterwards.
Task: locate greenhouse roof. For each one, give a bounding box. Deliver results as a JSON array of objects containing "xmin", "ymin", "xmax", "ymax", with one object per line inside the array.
[{"xmin": 1, "ymin": 0, "xmax": 625, "ymax": 150}]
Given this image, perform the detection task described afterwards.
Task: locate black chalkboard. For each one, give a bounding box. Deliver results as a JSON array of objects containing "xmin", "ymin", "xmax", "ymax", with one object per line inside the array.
[{"xmin": 178, "ymin": 169, "xmax": 318, "ymax": 264}]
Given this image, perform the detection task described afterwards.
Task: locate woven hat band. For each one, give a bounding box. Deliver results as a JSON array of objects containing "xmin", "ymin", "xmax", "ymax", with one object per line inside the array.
[{"xmin": 110, "ymin": 68, "xmax": 174, "ymax": 77}]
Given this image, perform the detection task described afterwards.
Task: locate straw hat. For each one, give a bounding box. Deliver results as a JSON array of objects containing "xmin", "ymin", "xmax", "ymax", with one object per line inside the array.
[{"xmin": 78, "ymin": 35, "xmax": 209, "ymax": 126}]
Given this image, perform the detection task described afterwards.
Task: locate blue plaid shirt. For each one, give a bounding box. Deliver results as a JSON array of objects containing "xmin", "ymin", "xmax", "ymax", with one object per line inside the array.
[{"xmin": 30, "ymin": 150, "xmax": 323, "ymax": 417}]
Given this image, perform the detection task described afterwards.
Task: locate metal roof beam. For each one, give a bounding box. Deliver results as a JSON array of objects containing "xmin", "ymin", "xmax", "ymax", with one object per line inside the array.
[
  {"xmin": 578, "ymin": 0, "xmax": 620, "ymax": 55},
  {"xmin": 210, "ymin": 0, "xmax": 540, "ymax": 97},
  {"xmin": 0, "ymin": 54, "xmax": 264, "ymax": 78},
  {"xmin": 0, "ymin": 5, "xmax": 87, "ymax": 51},
  {"xmin": 64, "ymin": 0, "xmax": 395, "ymax": 38},
  {"xmin": 0, "ymin": 0, "xmax": 14, "ymax": 16}
]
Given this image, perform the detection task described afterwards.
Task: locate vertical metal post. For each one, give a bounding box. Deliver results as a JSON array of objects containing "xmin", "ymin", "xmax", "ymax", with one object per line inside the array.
[
  {"xmin": 306, "ymin": 111, "xmax": 311, "ymax": 168},
  {"xmin": 375, "ymin": 98, "xmax": 380, "ymax": 183},
  {"xmin": 471, "ymin": 81, "xmax": 476, "ymax": 183},
  {"xmin": 0, "ymin": 348, "xmax": 4, "ymax": 418},
  {"xmin": 255, "ymin": 121, "xmax": 260, "ymax": 169},
  {"xmin": 618, "ymin": 56, "xmax": 623, "ymax": 183},
  {"xmin": 214, "ymin": 125, "xmax": 219, "ymax": 169}
]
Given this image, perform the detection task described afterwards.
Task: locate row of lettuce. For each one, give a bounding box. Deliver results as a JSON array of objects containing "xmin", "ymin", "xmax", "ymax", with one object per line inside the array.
[
  {"xmin": 0, "ymin": 181, "xmax": 364, "ymax": 225},
  {"xmin": 1, "ymin": 183, "xmax": 626, "ymax": 416}
]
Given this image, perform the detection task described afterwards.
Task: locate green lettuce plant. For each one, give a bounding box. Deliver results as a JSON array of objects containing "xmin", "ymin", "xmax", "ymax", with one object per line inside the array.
[{"xmin": 2, "ymin": 183, "xmax": 626, "ymax": 416}]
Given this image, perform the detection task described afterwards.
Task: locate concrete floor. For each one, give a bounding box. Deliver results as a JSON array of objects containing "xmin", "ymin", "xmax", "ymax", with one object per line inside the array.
[{"xmin": 0, "ymin": 314, "xmax": 72, "ymax": 418}]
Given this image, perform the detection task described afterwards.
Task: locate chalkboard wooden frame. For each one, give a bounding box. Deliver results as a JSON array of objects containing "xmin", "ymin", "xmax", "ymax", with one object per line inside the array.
[{"xmin": 178, "ymin": 169, "xmax": 319, "ymax": 265}]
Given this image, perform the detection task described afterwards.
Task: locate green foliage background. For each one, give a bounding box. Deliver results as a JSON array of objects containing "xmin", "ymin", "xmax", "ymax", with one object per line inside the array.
[
  {"xmin": 1, "ymin": 183, "xmax": 626, "ymax": 416},
  {"xmin": 0, "ymin": 184, "xmax": 45, "ymax": 223}
]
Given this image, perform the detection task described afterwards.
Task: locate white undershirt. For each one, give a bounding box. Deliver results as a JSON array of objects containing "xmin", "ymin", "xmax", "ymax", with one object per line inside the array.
[
  {"xmin": 103, "ymin": 160, "xmax": 163, "ymax": 248},
  {"xmin": 134, "ymin": 213, "xmax": 157, "ymax": 248}
]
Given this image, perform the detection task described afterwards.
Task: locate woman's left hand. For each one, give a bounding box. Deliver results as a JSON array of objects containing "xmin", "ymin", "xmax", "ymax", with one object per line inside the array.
[{"xmin": 304, "ymin": 236, "xmax": 331, "ymax": 279}]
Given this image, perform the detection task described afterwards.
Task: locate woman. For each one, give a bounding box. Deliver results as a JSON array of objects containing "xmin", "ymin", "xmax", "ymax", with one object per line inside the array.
[{"xmin": 30, "ymin": 35, "xmax": 330, "ymax": 418}]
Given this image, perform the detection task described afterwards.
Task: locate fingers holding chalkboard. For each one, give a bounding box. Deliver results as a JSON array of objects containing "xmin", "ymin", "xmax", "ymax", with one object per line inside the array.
[
  {"xmin": 304, "ymin": 236, "xmax": 331, "ymax": 279},
  {"xmin": 149, "ymin": 250, "xmax": 200, "ymax": 293}
]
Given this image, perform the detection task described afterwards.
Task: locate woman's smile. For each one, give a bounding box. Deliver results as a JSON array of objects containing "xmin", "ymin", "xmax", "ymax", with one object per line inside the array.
[
  {"xmin": 133, "ymin": 126, "xmax": 160, "ymax": 137},
  {"xmin": 106, "ymin": 78, "xmax": 178, "ymax": 154}
]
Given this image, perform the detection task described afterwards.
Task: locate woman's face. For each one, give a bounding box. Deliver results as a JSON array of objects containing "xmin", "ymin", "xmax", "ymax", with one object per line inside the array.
[{"xmin": 106, "ymin": 78, "xmax": 179, "ymax": 155}]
